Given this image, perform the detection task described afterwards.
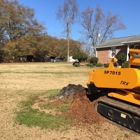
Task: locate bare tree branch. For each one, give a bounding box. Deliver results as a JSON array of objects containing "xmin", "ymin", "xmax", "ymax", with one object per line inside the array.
[{"xmin": 80, "ymin": 5, "xmax": 126, "ymax": 53}]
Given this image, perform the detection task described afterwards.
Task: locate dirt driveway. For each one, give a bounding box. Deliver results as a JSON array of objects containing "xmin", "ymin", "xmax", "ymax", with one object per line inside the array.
[{"xmin": 0, "ymin": 62, "xmax": 140, "ymax": 140}]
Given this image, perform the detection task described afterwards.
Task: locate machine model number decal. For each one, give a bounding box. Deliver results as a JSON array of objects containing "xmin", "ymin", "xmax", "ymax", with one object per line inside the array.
[
  {"xmin": 120, "ymin": 81, "xmax": 129, "ymax": 86},
  {"xmin": 104, "ymin": 70, "xmax": 121, "ymax": 75}
]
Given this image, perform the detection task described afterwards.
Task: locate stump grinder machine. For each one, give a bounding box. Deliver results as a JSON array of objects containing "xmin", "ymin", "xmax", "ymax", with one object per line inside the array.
[{"xmin": 87, "ymin": 49, "xmax": 140, "ymax": 133}]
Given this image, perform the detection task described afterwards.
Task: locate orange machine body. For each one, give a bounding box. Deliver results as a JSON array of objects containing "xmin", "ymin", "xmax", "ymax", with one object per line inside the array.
[{"xmin": 87, "ymin": 49, "xmax": 140, "ymax": 106}]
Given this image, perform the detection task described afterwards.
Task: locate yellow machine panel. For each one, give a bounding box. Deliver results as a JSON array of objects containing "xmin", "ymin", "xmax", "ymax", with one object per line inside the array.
[{"xmin": 87, "ymin": 68, "xmax": 140, "ymax": 89}]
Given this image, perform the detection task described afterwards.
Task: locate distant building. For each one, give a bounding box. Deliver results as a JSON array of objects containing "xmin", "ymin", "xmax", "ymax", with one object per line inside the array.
[{"xmin": 95, "ymin": 34, "xmax": 140, "ymax": 64}]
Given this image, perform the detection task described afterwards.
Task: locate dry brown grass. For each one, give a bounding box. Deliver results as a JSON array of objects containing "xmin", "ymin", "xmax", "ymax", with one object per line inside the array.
[{"xmin": 0, "ymin": 62, "xmax": 140, "ymax": 140}]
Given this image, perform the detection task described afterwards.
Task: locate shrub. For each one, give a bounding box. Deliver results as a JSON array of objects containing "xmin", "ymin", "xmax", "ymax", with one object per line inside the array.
[
  {"xmin": 104, "ymin": 63, "xmax": 109, "ymax": 68},
  {"xmin": 73, "ymin": 52, "xmax": 88, "ymax": 62},
  {"xmin": 73, "ymin": 62, "xmax": 80, "ymax": 67},
  {"xmin": 86, "ymin": 63, "xmax": 94, "ymax": 67},
  {"xmin": 117, "ymin": 53, "xmax": 126, "ymax": 63},
  {"xmin": 96, "ymin": 63, "xmax": 103, "ymax": 67},
  {"xmin": 89, "ymin": 57, "xmax": 98, "ymax": 66},
  {"xmin": 122, "ymin": 61, "xmax": 129, "ymax": 68}
]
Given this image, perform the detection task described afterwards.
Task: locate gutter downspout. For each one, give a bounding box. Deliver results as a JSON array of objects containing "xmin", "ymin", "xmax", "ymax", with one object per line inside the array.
[{"xmin": 126, "ymin": 45, "xmax": 129, "ymax": 61}]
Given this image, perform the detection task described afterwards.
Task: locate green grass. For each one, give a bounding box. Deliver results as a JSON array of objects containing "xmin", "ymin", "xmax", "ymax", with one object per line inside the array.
[
  {"xmin": 15, "ymin": 89, "xmax": 73, "ymax": 130},
  {"xmin": 56, "ymin": 103, "xmax": 70, "ymax": 112},
  {"xmin": 16, "ymin": 108, "xmax": 71, "ymax": 130},
  {"xmin": 47, "ymin": 89, "xmax": 60, "ymax": 99}
]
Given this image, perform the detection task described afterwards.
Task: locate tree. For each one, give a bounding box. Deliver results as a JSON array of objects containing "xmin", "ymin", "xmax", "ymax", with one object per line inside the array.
[
  {"xmin": 0, "ymin": 0, "xmax": 46, "ymax": 61},
  {"xmin": 73, "ymin": 52, "xmax": 88, "ymax": 62},
  {"xmin": 80, "ymin": 5, "xmax": 126, "ymax": 54},
  {"xmin": 56, "ymin": 0, "xmax": 78, "ymax": 62},
  {"xmin": 0, "ymin": 0, "xmax": 46, "ymax": 43},
  {"xmin": 58, "ymin": 39, "xmax": 81, "ymax": 59}
]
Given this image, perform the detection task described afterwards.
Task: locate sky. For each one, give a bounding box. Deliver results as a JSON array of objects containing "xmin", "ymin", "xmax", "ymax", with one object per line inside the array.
[{"xmin": 18, "ymin": 0, "xmax": 140, "ymax": 41}]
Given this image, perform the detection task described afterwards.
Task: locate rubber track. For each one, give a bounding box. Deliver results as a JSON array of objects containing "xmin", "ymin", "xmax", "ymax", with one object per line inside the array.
[{"xmin": 95, "ymin": 97, "xmax": 140, "ymax": 116}]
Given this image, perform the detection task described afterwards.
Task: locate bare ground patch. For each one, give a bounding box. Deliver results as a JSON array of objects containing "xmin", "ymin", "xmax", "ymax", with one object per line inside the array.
[
  {"xmin": 31, "ymin": 95, "xmax": 63, "ymax": 115},
  {"xmin": 30, "ymin": 90, "xmax": 104, "ymax": 124}
]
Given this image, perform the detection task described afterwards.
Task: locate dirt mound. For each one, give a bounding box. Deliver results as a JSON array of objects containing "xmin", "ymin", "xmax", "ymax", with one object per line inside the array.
[
  {"xmin": 67, "ymin": 89, "xmax": 104, "ymax": 124},
  {"xmin": 31, "ymin": 84, "xmax": 104, "ymax": 125},
  {"xmin": 57, "ymin": 84, "xmax": 104, "ymax": 124}
]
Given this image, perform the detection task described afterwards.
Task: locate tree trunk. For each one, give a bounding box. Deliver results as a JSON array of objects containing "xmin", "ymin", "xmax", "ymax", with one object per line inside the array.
[{"xmin": 67, "ymin": 23, "xmax": 70, "ymax": 62}]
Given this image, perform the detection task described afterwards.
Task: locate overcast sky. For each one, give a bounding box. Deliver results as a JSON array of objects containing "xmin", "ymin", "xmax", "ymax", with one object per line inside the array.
[{"xmin": 18, "ymin": 0, "xmax": 140, "ymax": 41}]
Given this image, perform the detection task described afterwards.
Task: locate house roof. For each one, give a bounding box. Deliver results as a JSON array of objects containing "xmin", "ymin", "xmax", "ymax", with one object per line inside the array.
[
  {"xmin": 122, "ymin": 34, "xmax": 140, "ymax": 44},
  {"xmin": 95, "ymin": 34, "xmax": 140, "ymax": 48}
]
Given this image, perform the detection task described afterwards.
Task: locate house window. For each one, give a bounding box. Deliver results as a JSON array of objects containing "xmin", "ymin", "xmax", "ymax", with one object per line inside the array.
[{"xmin": 109, "ymin": 47, "xmax": 116, "ymax": 58}]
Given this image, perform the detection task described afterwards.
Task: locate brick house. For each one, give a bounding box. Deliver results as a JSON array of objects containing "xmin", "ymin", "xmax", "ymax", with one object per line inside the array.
[{"xmin": 95, "ymin": 34, "xmax": 140, "ymax": 64}]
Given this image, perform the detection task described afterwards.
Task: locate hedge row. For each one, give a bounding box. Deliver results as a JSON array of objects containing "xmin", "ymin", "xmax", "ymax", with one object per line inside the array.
[{"xmin": 73, "ymin": 61, "xmax": 129, "ymax": 68}]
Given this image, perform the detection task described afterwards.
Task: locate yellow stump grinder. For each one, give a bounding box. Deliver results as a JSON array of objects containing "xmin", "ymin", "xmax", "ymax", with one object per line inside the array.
[{"xmin": 87, "ymin": 49, "xmax": 140, "ymax": 133}]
